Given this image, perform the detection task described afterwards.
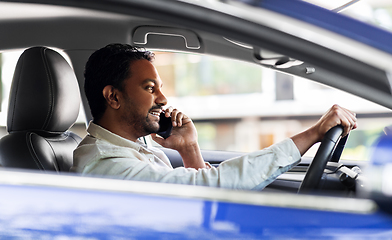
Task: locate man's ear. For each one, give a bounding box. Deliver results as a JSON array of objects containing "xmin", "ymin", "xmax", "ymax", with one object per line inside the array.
[{"xmin": 102, "ymin": 85, "xmax": 121, "ymax": 110}]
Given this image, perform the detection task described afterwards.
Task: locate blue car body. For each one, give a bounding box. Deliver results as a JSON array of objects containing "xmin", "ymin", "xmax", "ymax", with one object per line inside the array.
[
  {"xmin": 1, "ymin": 171, "xmax": 392, "ymax": 239},
  {"xmin": 255, "ymin": 0, "xmax": 392, "ymax": 54}
]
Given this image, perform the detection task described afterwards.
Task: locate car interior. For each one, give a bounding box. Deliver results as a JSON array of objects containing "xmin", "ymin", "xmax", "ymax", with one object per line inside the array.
[{"xmin": 0, "ymin": 1, "xmax": 390, "ymax": 197}]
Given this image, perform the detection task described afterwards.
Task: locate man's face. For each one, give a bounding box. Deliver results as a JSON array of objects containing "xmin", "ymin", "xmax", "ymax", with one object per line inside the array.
[{"xmin": 119, "ymin": 59, "xmax": 167, "ymax": 137}]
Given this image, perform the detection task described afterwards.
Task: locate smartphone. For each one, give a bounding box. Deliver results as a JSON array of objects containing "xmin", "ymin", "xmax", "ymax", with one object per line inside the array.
[{"xmin": 157, "ymin": 112, "xmax": 173, "ymax": 139}]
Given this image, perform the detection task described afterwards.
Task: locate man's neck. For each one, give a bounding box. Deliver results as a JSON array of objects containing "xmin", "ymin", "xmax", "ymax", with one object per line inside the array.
[{"xmin": 94, "ymin": 118, "xmax": 141, "ymax": 142}]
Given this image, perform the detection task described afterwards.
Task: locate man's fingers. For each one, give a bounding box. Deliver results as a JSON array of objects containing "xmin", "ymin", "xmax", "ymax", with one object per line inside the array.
[
  {"xmin": 175, "ymin": 112, "xmax": 184, "ymax": 127},
  {"xmin": 340, "ymin": 115, "xmax": 352, "ymax": 137},
  {"xmin": 342, "ymin": 107, "xmax": 357, "ymax": 135},
  {"xmin": 330, "ymin": 105, "xmax": 357, "ymax": 137},
  {"xmin": 170, "ymin": 109, "xmax": 178, "ymax": 127},
  {"xmin": 169, "ymin": 108, "xmax": 184, "ymax": 127},
  {"xmin": 164, "ymin": 106, "xmax": 173, "ymax": 118},
  {"xmin": 163, "ymin": 106, "xmax": 191, "ymax": 128},
  {"xmin": 317, "ymin": 105, "xmax": 357, "ymax": 141}
]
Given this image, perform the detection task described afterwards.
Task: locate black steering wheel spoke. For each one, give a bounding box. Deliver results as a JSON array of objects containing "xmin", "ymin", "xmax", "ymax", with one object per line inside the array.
[{"xmin": 298, "ymin": 125, "xmax": 345, "ymax": 194}]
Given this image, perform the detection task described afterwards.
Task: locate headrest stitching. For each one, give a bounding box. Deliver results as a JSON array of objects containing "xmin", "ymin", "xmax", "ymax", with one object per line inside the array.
[
  {"xmin": 43, "ymin": 137, "xmax": 59, "ymax": 172},
  {"xmin": 26, "ymin": 132, "xmax": 45, "ymax": 170},
  {"xmin": 40, "ymin": 48, "xmax": 55, "ymax": 130}
]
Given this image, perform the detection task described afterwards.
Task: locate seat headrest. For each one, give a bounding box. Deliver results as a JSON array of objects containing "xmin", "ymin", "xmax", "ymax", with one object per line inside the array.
[{"xmin": 7, "ymin": 47, "xmax": 81, "ymax": 133}]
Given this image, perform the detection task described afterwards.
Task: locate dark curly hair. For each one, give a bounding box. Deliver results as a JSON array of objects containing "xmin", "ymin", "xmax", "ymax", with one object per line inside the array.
[{"xmin": 84, "ymin": 43, "xmax": 155, "ymax": 122}]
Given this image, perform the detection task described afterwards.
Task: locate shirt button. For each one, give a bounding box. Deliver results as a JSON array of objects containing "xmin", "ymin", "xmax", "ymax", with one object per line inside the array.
[{"xmin": 149, "ymin": 158, "xmax": 154, "ymax": 162}]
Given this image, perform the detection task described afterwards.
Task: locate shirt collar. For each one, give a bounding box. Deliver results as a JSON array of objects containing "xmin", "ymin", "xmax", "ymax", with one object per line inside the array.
[{"xmin": 87, "ymin": 121, "xmax": 146, "ymax": 151}]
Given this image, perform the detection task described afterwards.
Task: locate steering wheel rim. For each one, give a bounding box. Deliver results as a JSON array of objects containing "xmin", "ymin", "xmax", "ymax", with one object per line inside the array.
[{"xmin": 298, "ymin": 125, "xmax": 344, "ymax": 194}]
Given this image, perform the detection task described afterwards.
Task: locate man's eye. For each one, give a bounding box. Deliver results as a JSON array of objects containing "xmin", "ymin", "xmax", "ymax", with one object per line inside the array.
[{"xmin": 146, "ymin": 86, "xmax": 154, "ymax": 92}]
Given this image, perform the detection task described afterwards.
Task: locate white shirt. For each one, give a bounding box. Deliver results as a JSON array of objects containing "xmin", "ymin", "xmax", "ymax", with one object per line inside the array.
[{"xmin": 71, "ymin": 122, "xmax": 301, "ymax": 190}]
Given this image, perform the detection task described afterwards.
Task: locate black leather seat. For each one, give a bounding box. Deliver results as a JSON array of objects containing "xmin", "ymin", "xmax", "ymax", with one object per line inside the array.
[{"xmin": 0, "ymin": 46, "xmax": 82, "ymax": 172}]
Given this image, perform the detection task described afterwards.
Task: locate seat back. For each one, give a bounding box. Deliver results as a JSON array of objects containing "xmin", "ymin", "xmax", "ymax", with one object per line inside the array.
[{"xmin": 0, "ymin": 46, "xmax": 82, "ymax": 171}]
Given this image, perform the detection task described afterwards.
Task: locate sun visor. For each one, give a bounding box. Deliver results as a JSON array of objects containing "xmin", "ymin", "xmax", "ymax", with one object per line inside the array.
[{"xmin": 253, "ymin": 47, "xmax": 303, "ymax": 69}]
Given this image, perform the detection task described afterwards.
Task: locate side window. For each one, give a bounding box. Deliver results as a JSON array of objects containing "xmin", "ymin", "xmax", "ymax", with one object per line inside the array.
[
  {"xmin": 0, "ymin": 50, "xmax": 23, "ymax": 136},
  {"xmin": 153, "ymin": 52, "xmax": 389, "ymax": 161}
]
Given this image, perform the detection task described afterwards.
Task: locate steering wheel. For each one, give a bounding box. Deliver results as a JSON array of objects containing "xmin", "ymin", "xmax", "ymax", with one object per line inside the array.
[{"xmin": 298, "ymin": 125, "xmax": 346, "ymax": 193}]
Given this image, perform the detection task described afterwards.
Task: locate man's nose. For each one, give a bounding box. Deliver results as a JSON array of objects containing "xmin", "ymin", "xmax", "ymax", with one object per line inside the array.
[{"xmin": 156, "ymin": 90, "xmax": 167, "ymax": 106}]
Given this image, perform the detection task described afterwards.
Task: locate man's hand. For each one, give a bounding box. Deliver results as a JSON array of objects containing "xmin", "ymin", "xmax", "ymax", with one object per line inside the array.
[
  {"xmin": 151, "ymin": 106, "xmax": 206, "ymax": 169},
  {"xmin": 152, "ymin": 106, "xmax": 198, "ymax": 150},
  {"xmin": 312, "ymin": 104, "xmax": 357, "ymax": 141},
  {"xmin": 291, "ymin": 104, "xmax": 357, "ymax": 156}
]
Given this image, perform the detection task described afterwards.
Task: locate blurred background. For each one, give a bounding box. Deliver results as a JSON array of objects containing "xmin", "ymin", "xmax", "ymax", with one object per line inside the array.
[{"xmin": 1, "ymin": 0, "xmax": 392, "ymax": 161}]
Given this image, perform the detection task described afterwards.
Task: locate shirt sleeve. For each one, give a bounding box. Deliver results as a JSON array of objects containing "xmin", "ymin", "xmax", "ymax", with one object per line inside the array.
[
  {"xmin": 77, "ymin": 138, "xmax": 301, "ymax": 190},
  {"xmin": 161, "ymin": 138, "xmax": 300, "ymax": 190},
  {"xmin": 218, "ymin": 138, "xmax": 301, "ymax": 190}
]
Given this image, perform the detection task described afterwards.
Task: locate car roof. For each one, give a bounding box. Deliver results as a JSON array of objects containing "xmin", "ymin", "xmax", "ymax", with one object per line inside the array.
[
  {"xmin": 0, "ymin": 0, "xmax": 392, "ymax": 113},
  {"xmin": 255, "ymin": 0, "xmax": 392, "ymax": 55}
]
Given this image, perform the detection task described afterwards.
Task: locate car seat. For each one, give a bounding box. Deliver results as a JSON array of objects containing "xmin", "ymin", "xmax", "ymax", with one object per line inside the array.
[{"xmin": 0, "ymin": 46, "xmax": 82, "ymax": 171}]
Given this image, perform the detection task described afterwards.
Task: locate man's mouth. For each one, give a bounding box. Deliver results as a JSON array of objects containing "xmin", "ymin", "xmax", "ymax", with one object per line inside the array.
[{"xmin": 148, "ymin": 109, "xmax": 162, "ymax": 119}]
